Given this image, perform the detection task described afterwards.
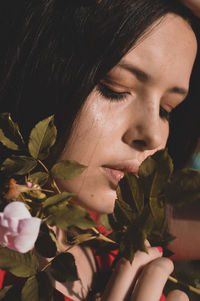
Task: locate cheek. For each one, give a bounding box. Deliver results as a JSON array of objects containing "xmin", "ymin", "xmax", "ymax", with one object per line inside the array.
[
  {"xmin": 160, "ymin": 121, "xmax": 170, "ymax": 148},
  {"xmin": 58, "ymin": 94, "xmax": 114, "ymax": 165}
]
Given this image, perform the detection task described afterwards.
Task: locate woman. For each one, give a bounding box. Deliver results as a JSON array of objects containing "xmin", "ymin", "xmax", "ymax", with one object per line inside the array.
[{"xmin": 0, "ymin": 0, "xmax": 200, "ymax": 300}]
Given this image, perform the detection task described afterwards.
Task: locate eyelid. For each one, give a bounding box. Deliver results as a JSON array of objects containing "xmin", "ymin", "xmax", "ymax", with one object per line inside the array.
[
  {"xmin": 97, "ymin": 82, "xmax": 171, "ymax": 122},
  {"xmin": 100, "ymin": 81, "xmax": 131, "ymax": 94},
  {"xmin": 159, "ymin": 106, "xmax": 171, "ymax": 121},
  {"xmin": 97, "ymin": 82, "xmax": 130, "ymax": 101}
]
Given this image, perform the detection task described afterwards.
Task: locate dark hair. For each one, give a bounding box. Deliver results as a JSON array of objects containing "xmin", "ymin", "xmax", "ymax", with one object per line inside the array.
[{"xmin": 0, "ymin": 0, "xmax": 199, "ymax": 168}]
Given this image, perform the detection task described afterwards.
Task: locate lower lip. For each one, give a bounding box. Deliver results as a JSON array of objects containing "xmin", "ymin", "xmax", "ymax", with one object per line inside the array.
[{"xmin": 102, "ymin": 167, "xmax": 124, "ymax": 187}]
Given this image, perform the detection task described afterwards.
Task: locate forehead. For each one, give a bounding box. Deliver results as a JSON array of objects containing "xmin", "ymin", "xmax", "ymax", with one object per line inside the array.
[{"xmin": 117, "ymin": 13, "xmax": 197, "ymax": 85}]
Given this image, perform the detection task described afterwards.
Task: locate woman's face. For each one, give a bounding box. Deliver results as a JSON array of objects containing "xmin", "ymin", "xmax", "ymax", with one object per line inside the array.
[{"xmin": 57, "ymin": 14, "xmax": 197, "ymax": 213}]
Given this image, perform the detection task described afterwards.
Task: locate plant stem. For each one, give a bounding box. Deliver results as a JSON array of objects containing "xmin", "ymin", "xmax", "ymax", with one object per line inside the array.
[
  {"xmin": 51, "ymin": 180, "xmax": 61, "ymax": 194},
  {"xmin": 92, "ymin": 227, "xmax": 117, "ymax": 244},
  {"xmin": 38, "ymin": 160, "xmax": 49, "ymax": 173},
  {"xmin": 38, "ymin": 159, "xmax": 61, "ymax": 194},
  {"xmin": 169, "ymin": 275, "xmax": 200, "ymax": 295},
  {"xmin": 41, "ymin": 189, "xmax": 54, "ymax": 193}
]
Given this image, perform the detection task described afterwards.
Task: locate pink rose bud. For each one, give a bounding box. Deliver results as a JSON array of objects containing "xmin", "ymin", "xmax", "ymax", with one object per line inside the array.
[
  {"xmin": 0, "ymin": 202, "xmax": 41, "ymax": 253},
  {"xmin": 26, "ymin": 181, "xmax": 33, "ymax": 188}
]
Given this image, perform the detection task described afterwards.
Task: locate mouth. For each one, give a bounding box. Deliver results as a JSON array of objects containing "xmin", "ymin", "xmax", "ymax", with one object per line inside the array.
[
  {"xmin": 102, "ymin": 160, "xmax": 140, "ymax": 188},
  {"xmin": 102, "ymin": 167, "xmax": 125, "ymax": 187}
]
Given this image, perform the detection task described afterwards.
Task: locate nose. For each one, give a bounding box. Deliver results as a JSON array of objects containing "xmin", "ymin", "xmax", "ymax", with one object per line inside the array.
[{"xmin": 122, "ymin": 97, "xmax": 167, "ymax": 151}]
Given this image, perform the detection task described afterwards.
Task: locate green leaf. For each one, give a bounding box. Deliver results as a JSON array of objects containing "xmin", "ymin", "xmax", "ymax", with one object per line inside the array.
[
  {"xmin": 149, "ymin": 197, "xmax": 159, "ymax": 217},
  {"xmin": 138, "ymin": 153, "xmax": 158, "ymax": 201},
  {"xmin": 125, "ymin": 172, "xmax": 144, "ymax": 214},
  {"xmin": 165, "ymin": 168, "xmax": 200, "ymax": 206},
  {"xmin": 0, "ymin": 112, "xmax": 24, "ymax": 150},
  {"xmin": 0, "ymin": 285, "xmax": 13, "ymax": 299},
  {"xmin": 107, "ymin": 214, "xmax": 121, "ymax": 232},
  {"xmin": 138, "ymin": 156, "xmax": 156, "ymax": 178},
  {"xmin": 138, "ymin": 149, "xmax": 173, "ymax": 201},
  {"xmin": 0, "ymin": 248, "xmax": 39, "ymax": 277},
  {"xmin": 149, "ymin": 197, "xmax": 165, "ymax": 230},
  {"xmin": 28, "ymin": 172, "xmax": 49, "ymax": 187},
  {"xmin": 21, "ymin": 275, "xmax": 53, "ymax": 301},
  {"xmin": 117, "ymin": 175, "xmax": 143, "ymax": 218},
  {"xmin": 21, "ymin": 276, "xmax": 39, "ymax": 301},
  {"xmin": 43, "ymin": 192, "xmax": 75, "ymax": 209},
  {"xmin": 99, "ymin": 214, "xmax": 112, "ymax": 230},
  {"xmin": 0, "ymin": 129, "xmax": 20, "ymax": 151},
  {"xmin": 28, "ymin": 116, "xmax": 57, "ymax": 160},
  {"xmin": 119, "ymin": 225, "xmax": 147, "ymax": 263},
  {"xmin": 0, "ymin": 284, "xmax": 21, "ymax": 300},
  {"xmin": 36, "ymin": 272, "xmax": 53, "ymax": 301},
  {"xmin": 117, "ymin": 203, "xmax": 158, "ymax": 263},
  {"xmin": 138, "ymin": 206, "xmax": 154, "ymax": 236},
  {"xmin": 46, "ymin": 204, "xmax": 97, "ymax": 230},
  {"xmin": 115, "ymin": 173, "xmax": 144, "ymax": 226},
  {"xmin": 50, "ymin": 160, "xmax": 86, "ymax": 179},
  {"xmin": 94, "ymin": 231, "xmax": 120, "ymax": 256},
  {"xmin": 50, "ymin": 252, "xmax": 78, "ymax": 282},
  {"xmin": 35, "ymin": 224, "xmax": 57, "ymax": 258},
  {"xmin": 150, "ymin": 149, "xmax": 173, "ymax": 198},
  {"xmin": 107, "ymin": 149, "xmax": 177, "ymax": 263},
  {"xmin": 1, "ymin": 155, "xmax": 37, "ymax": 175},
  {"xmin": 114, "ymin": 195, "xmax": 135, "ymax": 226},
  {"xmin": 149, "ymin": 229, "xmax": 175, "ymax": 250}
]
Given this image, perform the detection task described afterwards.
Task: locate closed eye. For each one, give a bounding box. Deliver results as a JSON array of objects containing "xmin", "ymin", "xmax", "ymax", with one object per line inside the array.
[
  {"xmin": 159, "ymin": 106, "xmax": 171, "ymax": 121},
  {"xmin": 97, "ymin": 82, "xmax": 171, "ymax": 122},
  {"xmin": 97, "ymin": 82, "xmax": 130, "ymax": 101}
]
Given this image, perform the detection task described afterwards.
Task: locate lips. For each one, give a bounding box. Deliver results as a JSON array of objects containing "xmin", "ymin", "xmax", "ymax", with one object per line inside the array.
[
  {"xmin": 102, "ymin": 159, "xmax": 140, "ymax": 187},
  {"xmin": 103, "ymin": 167, "xmax": 125, "ymax": 186}
]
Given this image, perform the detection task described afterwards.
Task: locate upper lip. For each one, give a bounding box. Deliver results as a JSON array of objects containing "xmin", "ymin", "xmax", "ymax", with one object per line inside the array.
[{"xmin": 102, "ymin": 160, "xmax": 141, "ymax": 175}]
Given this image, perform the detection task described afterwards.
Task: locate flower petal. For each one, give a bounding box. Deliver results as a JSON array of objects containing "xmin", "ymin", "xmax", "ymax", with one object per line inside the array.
[
  {"xmin": 0, "ymin": 202, "xmax": 41, "ymax": 253},
  {"xmin": 0, "ymin": 226, "xmax": 9, "ymax": 244},
  {"xmin": 6, "ymin": 217, "xmax": 19, "ymax": 233},
  {"xmin": 13, "ymin": 218, "xmax": 41, "ymax": 253},
  {"xmin": 18, "ymin": 217, "xmax": 41, "ymax": 235},
  {"xmin": 4, "ymin": 202, "xmax": 31, "ymax": 219},
  {"xmin": 12, "ymin": 234, "xmax": 36, "ymax": 253},
  {"xmin": 0, "ymin": 213, "xmax": 8, "ymax": 228}
]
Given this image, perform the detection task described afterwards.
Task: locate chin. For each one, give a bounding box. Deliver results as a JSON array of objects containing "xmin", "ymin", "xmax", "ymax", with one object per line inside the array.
[{"xmin": 74, "ymin": 189, "xmax": 116, "ymax": 215}]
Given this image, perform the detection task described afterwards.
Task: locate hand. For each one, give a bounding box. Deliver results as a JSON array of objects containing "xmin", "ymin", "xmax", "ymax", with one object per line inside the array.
[
  {"xmin": 181, "ymin": 0, "xmax": 200, "ymax": 17},
  {"xmin": 102, "ymin": 246, "xmax": 189, "ymax": 301}
]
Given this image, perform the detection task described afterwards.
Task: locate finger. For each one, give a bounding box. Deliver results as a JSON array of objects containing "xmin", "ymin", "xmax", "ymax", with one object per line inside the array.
[
  {"xmin": 145, "ymin": 239, "xmax": 151, "ymax": 247},
  {"xmin": 166, "ymin": 289, "xmax": 189, "ymax": 301},
  {"xmin": 131, "ymin": 257, "xmax": 174, "ymax": 301},
  {"xmin": 102, "ymin": 246, "xmax": 163, "ymax": 301}
]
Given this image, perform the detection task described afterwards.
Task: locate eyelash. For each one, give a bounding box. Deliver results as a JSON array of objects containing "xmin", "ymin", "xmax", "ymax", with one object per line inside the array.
[
  {"xmin": 159, "ymin": 107, "xmax": 171, "ymax": 121},
  {"xmin": 97, "ymin": 82, "xmax": 129, "ymax": 101},
  {"xmin": 97, "ymin": 82, "xmax": 171, "ymax": 121}
]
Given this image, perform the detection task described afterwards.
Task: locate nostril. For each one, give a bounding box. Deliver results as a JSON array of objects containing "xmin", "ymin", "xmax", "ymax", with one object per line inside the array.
[{"xmin": 133, "ymin": 140, "xmax": 147, "ymax": 149}]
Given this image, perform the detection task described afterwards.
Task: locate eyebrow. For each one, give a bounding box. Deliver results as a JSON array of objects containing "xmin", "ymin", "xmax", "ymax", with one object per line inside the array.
[{"xmin": 117, "ymin": 61, "xmax": 188, "ymax": 96}]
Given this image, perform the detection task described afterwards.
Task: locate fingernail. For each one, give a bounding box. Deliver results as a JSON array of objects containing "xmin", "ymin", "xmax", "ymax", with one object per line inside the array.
[{"xmin": 155, "ymin": 246, "xmax": 163, "ymax": 253}]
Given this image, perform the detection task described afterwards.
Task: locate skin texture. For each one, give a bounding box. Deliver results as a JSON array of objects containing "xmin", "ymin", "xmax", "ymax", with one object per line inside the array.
[
  {"xmin": 56, "ymin": 14, "xmax": 197, "ymax": 215},
  {"xmin": 49, "ymin": 13, "xmax": 198, "ymax": 301},
  {"xmin": 51, "ymin": 13, "xmax": 198, "ymax": 301}
]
